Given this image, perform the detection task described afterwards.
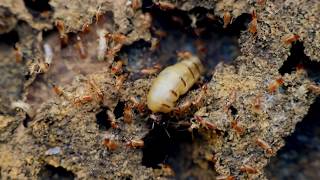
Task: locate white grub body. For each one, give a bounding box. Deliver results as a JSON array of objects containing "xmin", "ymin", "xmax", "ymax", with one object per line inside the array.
[
  {"xmin": 97, "ymin": 29, "xmax": 107, "ymax": 61},
  {"xmin": 43, "ymin": 43, "xmax": 53, "ymax": 65},
  {"xmin": 147, "ymin": 56, "xmax": 204, "ymax": 113}
]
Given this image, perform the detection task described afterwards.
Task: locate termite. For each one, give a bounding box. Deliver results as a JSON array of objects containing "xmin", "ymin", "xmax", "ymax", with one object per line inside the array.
[
  {"xmin": 216, "ymin": 175, "xmax": 236, "ymax": 180},
  {"xmin": 107, "ymin": 110, "xmax": 118, "ymax": 129},
  {"xmin": 147, "ymin": 55, "xmax": 204, "ymax": 113},
  {"xmin": 75, "ymin": 36, "xmax": 87, "ymax": 59},
  {"xmin": 126, "ymin": 139, "xmax": 144, "ymax": 148},
  {"xmin": 111, "ymin": 60, "xmax": 124, "ymax": 74},
  {"xmin": 282, "ymin": 34, "xmax": 300, "ymax": 45},
  {"xmin": 141, "ymin": 65, "xmax": 161, "ymax": 75},
  {"xmin": 103, "ymin": 138, "xmax": 119, "ymax": 150},
  {"xmin": 14, "ymin": 43, "xmax": 23, "ymax": 63},
  {"xmin": 88, "ymin": 79, "xmax": 104, "ymax": 101},
  {"xmin": 223, "ymin": 11, "xmax": 232, "ymax": 28},
  {"xmin": 51, "ymin": 83, "xmax": 63, "ymax": 96},
  {"xmin": 231, "ymin": 116, "xmax": 245, "ymax": 134},
  {"xmin": 308, "ymin": 84, "xmax": 320, "ymax": 95},
  {"xmin": 155, "ymin": 1, "xmax": 176, "ymax": 10},
  {"xmin": 82, "ymin": 22, "xmax": 91, "ymax": 33},
  {"xmin": 106, "ymin": 43, "xmax": 123, "ymax": 58},
  {"xmin": 153, "ymin": 28, "xmax": 167, "ymax": 38},
  {"xmin": 194, "ymin": 115, "xmax": 216, "ymax": 130},
  {"xmin": 112, "ymin": 33, "xmax": 127, "ymax": 44},
  {"xmin": 55, "ymin": 20, "xmax": 68, "ymax": 45},
  {"xmin": 129, "ymin": 96, "xmax": 146, "ymax": 113},
  {"xmin": 124, "ymin": 104, "xmax": 134, "ymax": 124},
  {"xmin": 173, "ymin": 100, "xmax": 192, "ymax": 116},
  {"xmin": 74, "ymin": 95, "xmax": 93, "ymax": 106},
  {"xmin": 131, "ymin": 0, "xmax": 142, "ymax": 10},
  {"xmin": 268, "ymin": 78, "xmax": 284, "ymax": 93},
  {"xmin": 255, "ymin": 138, "xmax": 273, "ymax": 154},
  {"xmin": 240, "ymin": 164, "xmax": 258, "ymax": 174},
  {"xmin": 248, "ymin": 10, "xmax": 257, "ymax": 34},
  {"xmin": 192, "ymin": 84, "xmax": 207, "ymax": 108}
]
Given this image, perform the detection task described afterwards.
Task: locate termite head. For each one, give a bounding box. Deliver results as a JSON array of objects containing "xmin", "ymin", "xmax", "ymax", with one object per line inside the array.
[
  {"xmin": 124, "ymin": 104, "xmax": 134, "ymax": 124},
  {"xmin": 111, "ymin": 60, "xmax": 124, "ymax": 74},
  {"xmin": 154, "ymin": 1, "xmax": 176, "ymax": 11},
  {"xmin": 82, "ymin": 22, "xmax": 91, "ymax": 33},
  {"xmin": 255, "ymin": 138, "xmax": 273, "ymax": 154},
  {"xmin": 248, "ymin": 10, "xmax": 257, "ymax": 34},
  {"xmin": 230, "ymin": 118, "xmax": 245, "ymax": 135},
  {"xmin": 126, "ymin": 139, "xmax": 144, "ymax": 148}
]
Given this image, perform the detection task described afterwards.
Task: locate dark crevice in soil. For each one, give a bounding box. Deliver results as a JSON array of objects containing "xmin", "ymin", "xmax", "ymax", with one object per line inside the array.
[
  {"xmin": 23, "ymin": 0, "xmax": 52, "ymax": 16},
  {"xmin": 96, "ymin": 107, "xmax": 112, "ymax": 131},
  {"xmin": 279, "ymin": 41, "xmax": 320, "ymax": 82},
  {"xmin": 266, "ymin": 97, "xmax": 320, "ymax": 179},
  {"xmin": 38, "ymin": 164, "xmax": 75, "ymax": 180},
  {"xmin": 0, "ymin": 30, "xmax": 19, "ymax": 46},
  {"xmin": 122, "ymin": 3, "xmax": 250, "ymax": 80},
  {"xmin": 114, "ymin": 101, "xmax": 125, "ymax": 119}
]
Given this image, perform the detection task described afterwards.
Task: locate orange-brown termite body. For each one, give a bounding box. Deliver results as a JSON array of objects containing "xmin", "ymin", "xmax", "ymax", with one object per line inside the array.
[
  {"xmin": 240, "ymin": 165, "xmax": 258, "ymax": 174},
  {"xmin": 282, "ymin": 34, "xmax": 300, "ymax": 45},
  {"xmin": 268, "ymin": 78, "xmax": 284, "ymax": 93},
  {"xmin": 308, "ymin": 84, "xmax": 320, "ymax": 95},
  {"xmin": 193, "ymin": 84, "xmax": 208, "ymax": 108},
  {"xmin": 103, "ymin": 138, "xmax": 119, "ymax": 150},
  {"xmin": 174, "ymin": 100, "xmax": 192, "ymax": 116},
  {"xmin": 112, "ymin": 33, "xmax": 127, "ymax": 44},
  {"xmin": 126, "ymin": 139, "xmax": 144, "ymax": 148},
  {"xmin": 111, "ymin": 60, "xmax": 124, "ymax": 74},
  {"xmin": 107, "ymin": 43, "xmax": 123, "ymax": 58},
  {"xmin": 55, "ymin": 20, "xmax": 69, "ymax": 45},
  {"xmin": 141, "ymin": 64, "xmax": 161, "ymax": 75},
  {"xmin": 223, "ymin": 11, "xmax": 232, "ymax": 28},
  {"xmin": 131, "ymin": 0, "xmax": 142, "ymax": 10},
  {"xmin": 73, "ymin": 95, "xmax": 93, "ymax": 106},
  {"xmin": 88, "ymin": 79, "xmax": 104, "ymax": 101},
  {"xmin": 248, "ymin": 10, "xmax": 257, "ymax": 34},
  {"xmin": 52, "ymin": 84, "xmax": 63, "ymax": 96},
  {"xmin": 129, "ymin": 96, "xmax": 146, "ymax": 113},
  {"xmin": 255, "ymin": 138, "xmax": 273, "ymax": 154},
  {"xmin": 216, "ymin": 175, "xmax": 236, "ymax": 180},
  {"xmin": 14, "ymin": 44, "xmax": 23, "ymax": 63},
  {"xmin": 124, "ymin": 104, "xmax": 134, "ymax": 124},
  {"xmin": 231, "ymin": 118, "xmax": 245, "ymax": 135},
  {"xmin": 155, "ymin": 1, "xmax": 176, "ymax": 10},
  {"xmin": 75, "ymin": 36, "xmax": 87, "ymax": 59},
  {"xmin": 194, "ymin": 115, "xmax": 216, "ymax": 130}
]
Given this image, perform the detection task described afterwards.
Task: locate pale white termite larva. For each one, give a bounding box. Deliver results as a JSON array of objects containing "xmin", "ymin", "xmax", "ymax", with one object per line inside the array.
[
  {"xmin": 97, "ymin": 29, "xmax": 107, "ymax": 61},
  {"xmin": 147, "ymin": 55, "xmax": 204, "ymax": 113}
]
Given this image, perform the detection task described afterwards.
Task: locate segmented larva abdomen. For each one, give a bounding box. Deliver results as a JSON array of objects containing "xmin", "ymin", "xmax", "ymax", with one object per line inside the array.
[{"xmin": 147, "ymin": 56, "xmax": 204, "ymax": 113}]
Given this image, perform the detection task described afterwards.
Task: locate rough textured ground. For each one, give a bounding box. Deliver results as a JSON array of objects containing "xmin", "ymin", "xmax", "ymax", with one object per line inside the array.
[{"xmin": 0, "ymin": 0, "xmax": 319, "ymax": 179}]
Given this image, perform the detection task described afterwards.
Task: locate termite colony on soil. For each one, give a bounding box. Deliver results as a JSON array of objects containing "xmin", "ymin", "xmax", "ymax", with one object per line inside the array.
[{"xmin": 26, "ymin": 0, "xmax": 309, "ymax": 178}]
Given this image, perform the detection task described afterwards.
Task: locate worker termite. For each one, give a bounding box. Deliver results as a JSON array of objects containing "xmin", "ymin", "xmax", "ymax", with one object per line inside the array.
[
  {"xmin": 268, "ymin": 78, "xmax": 284, "ymax": 93},
  {"xmin": 282, "ymin": 34, "xmax": 300, "ymax": 45},
  {"xmin": 223, "ymin": 11, "xmax": 232, "ymax": 28},
  {"xmin": 106, "ymin": 43, "xmax": 123, "ymax": 59},
  {"xmin": 124, "ymin": 104, "xmax": 134, "ymax": 124},
  {"xmin": 14, "ymin": 43, "xmax": 23, "ymax": 63},
  {"xmin": 216, "ymin": 175, "xmax": 236, "ymax": 180},
  {"xmin": 111, "ymin": 60, "xmax": 124, "ymax": 74},
  {"xmin": 107, "ymin": 110, "xmax": 118, "ymax": 129},
  {"xmin": 129, "ymin": 96, "xmax": 146, "ymax": 113},
  {"xmin": 75, "ymin": 36, "xmax": 87, "ymax": 59},
  {"xmin": 231, "ymin": 117, "xmax": 245, "ymax": 135},
  {"xmin": 154, "ymin": 1, "xmax": 176, "ymax": 10},
  {"xmin": 81, "ymin": 22, "xmax": 91, "ymax": 33},
  {"xmin": 88, "ymin": 79, "xmax": 104, "ymax": 101},
  {"xmin": 73, "ymin": 95, "xmax": 93, "ymax": 106},
  {"xmin": 141, "ymin": 65, "xmax": 161, "ymax": 75},
  {"xmin": 308, "ymin": 84, "xmax": 320, "ymax": 95},
  {"xmin": 248, "ymin": 10, "xmax": 257, "ymax": 34},
  {"xmin": 194, "ymin": 115, "xmax": 216, "ymax": 130},
  {"xmin": 192, "ymin": 84, "xmax": 208, "ymax": 108},
  {"xmin": 55, "ymin": 20, "xmax": 68, "ymax": 46},
  {"xmin": 103, "ymin": 137, "xmax": 119, "ymax": 150},
  {"xmin": 255, "ymin": 138, "xmax": 273, "ymax": 154},
  {"xmin": 173, "ymin": 100, "xmax": 192, "ymax": 116},
  {"xmin": 147, "ymin": 55, "xmax": 204, "ymax": 113},
  {"xmin": 131, "ymin": 0, "xmax": 142, "ymax": 10},
  {"xmin": 51, "ymin": 83, "xmax": 64, "ymax": 96},
  {"xmin": 240, "ymin": 164, "xmax": 258, "ymax": 174},
  {"xmin": 126, "ymin": 139, "xmax": 144, "ymax": 148}
]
